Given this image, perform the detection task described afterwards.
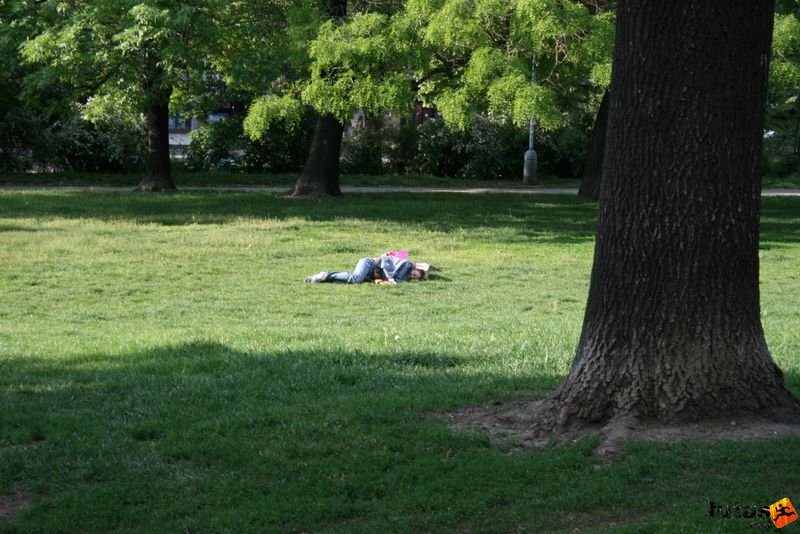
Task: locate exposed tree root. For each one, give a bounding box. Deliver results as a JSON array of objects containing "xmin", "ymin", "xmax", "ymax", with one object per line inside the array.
[
  {"xmin": 443, "ymin": 395, "xmax": 800, "ymax": 455},
  {"xmin": 0, "ymin": 490, "xmax": 29, "ymax": 523},
  {"xmin": 133, "ymin": 178, "xmax": 177, "ymax": 192},
  {"xmin": 287, "ymin": 187, "xmax": 339, "ymax": 198}
]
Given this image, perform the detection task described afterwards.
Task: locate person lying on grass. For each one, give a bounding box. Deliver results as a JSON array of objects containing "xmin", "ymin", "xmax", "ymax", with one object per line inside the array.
[{"xmin": 304, "ymin": 250, "xmax": 438, "ymax": 284}]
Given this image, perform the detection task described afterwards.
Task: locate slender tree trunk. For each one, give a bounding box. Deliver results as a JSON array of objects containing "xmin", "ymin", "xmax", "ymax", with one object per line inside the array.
[
  {"xmin": 290, "ymin": 114, "xmax": 345, "ymax": 197},
  {"xmin": 578, "ymin": 89, "xmax": 609, "ymax": 200},
  {"xmin": 551, "ymin": 0, "xmax": 800, "ymax": 429}
]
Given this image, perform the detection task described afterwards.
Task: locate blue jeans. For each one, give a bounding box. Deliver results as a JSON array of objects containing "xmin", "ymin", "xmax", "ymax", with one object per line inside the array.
[{"xmin": 325, "ymin": 257, "xmax": 375, "ymax": 283}]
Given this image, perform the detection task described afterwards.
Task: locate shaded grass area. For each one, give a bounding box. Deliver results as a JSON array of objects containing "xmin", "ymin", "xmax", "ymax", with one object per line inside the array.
[
  {"xmin": 0, "ymin": 191, "xmax": 798, "ymax": 532},
  {"xmin": 4, "ymin": 168, "xmax": 799, "ymax": 189},
  {"xmin": 0, "ymin": 171, "xmax": 581, "ymax": 190}
]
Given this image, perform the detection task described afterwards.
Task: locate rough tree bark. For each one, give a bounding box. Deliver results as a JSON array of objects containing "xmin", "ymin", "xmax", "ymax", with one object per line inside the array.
[
  {"xmin": 289, "ymin": 0, "xmax": 347, "ymax": 198},
  {"xmin": 135, "ymin": 56, "xmax": 175, "ymax": 192},
  {"xmin": 289, "ymin": 114, "xmax": 344, "ymax": 197},
  {"xmin": 577, "ymin": 89, "xmax": 609, "ymax": 200},
  {"xmin": 134, "ymin": 87, "xmax": 176, "ymax": 192},
  {"xmin": 549, "ymin": 0, "xmax": 800, "ymax": 433}
]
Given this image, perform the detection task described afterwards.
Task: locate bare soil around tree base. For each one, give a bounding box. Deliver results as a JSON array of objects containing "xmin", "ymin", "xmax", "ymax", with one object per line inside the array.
[
  {"xmin": 443, "ymin": 395, "xmax": 800, "ymax": 455},
  {"xmin": 0, "ymin": 491, "xmax": 29, "ymax": 523}
]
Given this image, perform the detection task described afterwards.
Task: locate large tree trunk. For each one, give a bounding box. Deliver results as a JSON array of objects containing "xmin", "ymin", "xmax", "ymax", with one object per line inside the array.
[
  {"xmin": 552, "ymin": 0, "xmax": 800, "ymax": 429},
  {"xmin": 135, "ymin": 87, "xmax": 176, "ymax": 192},
  {"xmin": 290, "ymin": 113, "xmax": 344, "ymax": 197},
  {"xmin": 577, "ymin": 89, "xmax": 609, "ymax": 200},
  {"xmin": 289, "ymin": 0, "xmax": 347, "ymax": 198}
]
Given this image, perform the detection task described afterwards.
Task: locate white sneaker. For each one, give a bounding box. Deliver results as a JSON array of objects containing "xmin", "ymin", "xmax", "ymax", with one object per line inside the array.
[{"xmin": 304, "ymin": 271, "xmax": 328, "ymax": 283}]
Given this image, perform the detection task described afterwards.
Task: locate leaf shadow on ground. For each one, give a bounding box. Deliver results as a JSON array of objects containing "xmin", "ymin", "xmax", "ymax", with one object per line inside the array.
[
  {"xmin": 0, "ymin": 192, "xmax": 600, "ymax": 245},
  {"xmin": 2, "ymin": 191, "xmax": 798, "ymax": 247}
]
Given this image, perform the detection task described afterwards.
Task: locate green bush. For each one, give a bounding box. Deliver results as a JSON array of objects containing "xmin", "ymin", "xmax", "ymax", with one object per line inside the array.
[
  {"xmin": 186, "ymin": 113, "xmax": 314, "ymax": 173},
  {"xmin": 241, "ymin": 111, "xmax": 315, "ymax": 173},
  {"xmin": 535, "ymin": 125, "xmax": 590, "ymax": 179},
  {"xmin": 0, "ymin": 104, "xmax": 147, "ymax": 173},
  {"xmin": 409, "ymin": 116, "xmax": 528, "ymax": 180},
  {"xmin": 185, "ymin": 117, "xmax": 245, "ymax": 172},
  {"xmin": 0, "ymin": 107, "xmax": 51, "ymax": 171},
  {"xmin": 340, "ymin": 117, "xmax": 385, "ymax": 175},
  {"xmin": 411, "ymin": 119, "xmax": 468, "ymax": 177},
  {"xmin": 764, "ymin": 152, "xmax": 800, "ymax": 177},
  {"xmin": 382, "ymin": 118, "xmax": 419, "ymax": 174},
  {"xmin": 51, "ymin": 113, "xmax": 147, "ymax": 173},
  {"xmin": 340, "ymin": 116, "xmax": 421, "ymax": 176},
  {"xmin": 461, "ymin": 116, "xmax": 528, "ymax": 180},
  {"xmin": 2, "ymin": 103, "xmax": 149, "ymax": 172}
]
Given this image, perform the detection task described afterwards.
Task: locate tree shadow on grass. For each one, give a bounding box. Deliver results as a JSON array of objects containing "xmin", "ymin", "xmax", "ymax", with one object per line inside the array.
[
  {"xmin": 0, "ymin": 340, "xmax": 561, "ymax": 529},
  {"xmin": 0, "ymin": 191, "xmax": 600, "ymax": 244},
  {"xmin": 760, "ymin": 197, "xmax": 800, "ymax": 246},
  {"xmin": 2, "ymin": 340, "xmax": 559, "ymax": 420},
  {"xmin": 2, "ymin": 192, "xmax": 798, "ymax": 246},
  {"xmin": 3, "ymin": 340, "xmax": 799, "ymax": 532}
]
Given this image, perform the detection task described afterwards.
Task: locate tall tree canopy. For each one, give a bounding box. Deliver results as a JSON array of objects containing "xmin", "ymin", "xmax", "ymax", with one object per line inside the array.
[
  {"xmin": 241, "ymin": 0, "xmax": 614, "ymax": 196},
  {"xmin": 240, "ymin": 0, "xmax": 414, "ymax": 196},
  {"xmin": 530, "ymin": 0, "xmax": 800, "ymax": 448},
  {"xmin": 21, "ymin": 0, "xmax": 228, "ymax": 191},
  {"xmin": 401, "ymin": 0, "xmax": 613, "ymax": 131},
  {"xmin": 769, "ymin": 9, "xmax": 800, "ymax": 154}
]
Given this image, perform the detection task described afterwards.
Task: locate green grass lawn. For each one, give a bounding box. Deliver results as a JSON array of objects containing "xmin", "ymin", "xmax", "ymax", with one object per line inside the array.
[
  {"xmin": 0, "ymin": 170, "xmax": 589, "ymax": 190},
  {"xmin": 3, "ymin": 168, "xmax": 799, "ymax": 190},
  {"xmin": 0, "ymin": 191, "xmax": 798, "ymax": 532}
]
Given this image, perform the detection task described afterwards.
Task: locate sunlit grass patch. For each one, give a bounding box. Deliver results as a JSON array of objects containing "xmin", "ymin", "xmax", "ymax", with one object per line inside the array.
[{"xmin": 0, "ymin": 191, "xmax": 797, "ymax": 532}]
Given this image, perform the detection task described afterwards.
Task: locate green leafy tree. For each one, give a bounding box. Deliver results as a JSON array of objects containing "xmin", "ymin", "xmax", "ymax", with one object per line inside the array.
[
  {"xmin": 767, "ymin": 10, "xmax": 800, "ymax": 156},
  {"xmin": 242, "ymin": 0, "xmax": 612, "ymax": 195},
  {"xmin": 402, "ymin": 0, "xmax": 613, "ymax": 144},
  {"xmin": 21, "ymin": 0, "xmax": 227, "ymax": 191},
  {"xmin": 0, "ymin": 0, "xmax": 58, "ymax": 170},
  {"xmin": 240, "ymin": 0, "xmax": 413, "ymax": 196}
]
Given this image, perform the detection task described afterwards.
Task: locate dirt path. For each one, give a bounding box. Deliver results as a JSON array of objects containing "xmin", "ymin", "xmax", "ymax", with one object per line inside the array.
[{"xmin": 1, "ymin": 185, "xmax": 799, "ymax": 196}]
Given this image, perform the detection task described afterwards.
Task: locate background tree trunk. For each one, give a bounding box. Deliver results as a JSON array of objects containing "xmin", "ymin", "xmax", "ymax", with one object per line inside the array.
[
  {"xmin": 290, "ymin": 113, "xmax": 344, "ymax": 197},
  {"xmin": 553, "ymin": 0, "xmax": 800, "ymax": 427},
  {"xmin": 289, "ymin": 0, "xmax": 347, "ymax": 198},
  {"xmin": 578, "ymin": 89, "xmax": 609, "ymax": 200},
  {"xmin": 135, "ymin": 87, "xmax": 176, "ymax": 192}
]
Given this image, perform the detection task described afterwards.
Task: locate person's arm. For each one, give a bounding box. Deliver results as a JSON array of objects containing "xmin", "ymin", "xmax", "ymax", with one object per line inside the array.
[
  {"xmin": 378, "ymin": 256, "xmax": 405, "ymax": 282},
  {"xmin": 391, "ymin": 258, "xmax": 413, "ymax": 282}
]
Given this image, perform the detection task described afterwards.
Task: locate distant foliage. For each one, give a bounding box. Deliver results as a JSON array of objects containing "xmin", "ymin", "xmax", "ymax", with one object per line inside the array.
[
  {"xmin": 536, "ymin": 123, "xmax": 591, "ymax": 178},
  {"xmin": 340, "ymin": 118, "xmax": 386, "ymax": 175},
  {"xmin": 338, "ymin": 113, "xmax": 590, "ymax": 180},
  {"xmin": 52, "ymin": 112, "xmax": 147, "ymax": 173},
  {"xmin": 765, "ymin": 12, "xmax": 800, "ymax": 177},
  {"xmin": 0, "ymin": 106, "xmax": 146, "ymax": 172},
  {"xmin": 410, "ymin": 116, "xmax": 528, "ymax": 180},
  {"xmin": 242, "ymin": 111, "xmax": 315, "ymax": 173},
  {"xmin": 339, "ymin": 116, "xmax": 417, "ymax": 175},
  {"xmin": 185, "ymin": 117, "xmax": 244, "ymax": 172},
  {"xmin": 187, "ymin": 113, "xmax": 314, "ymax": 173},
  {"xmin": 0, "ymin": 107, "xmax": 50, "ymax": 171}
]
